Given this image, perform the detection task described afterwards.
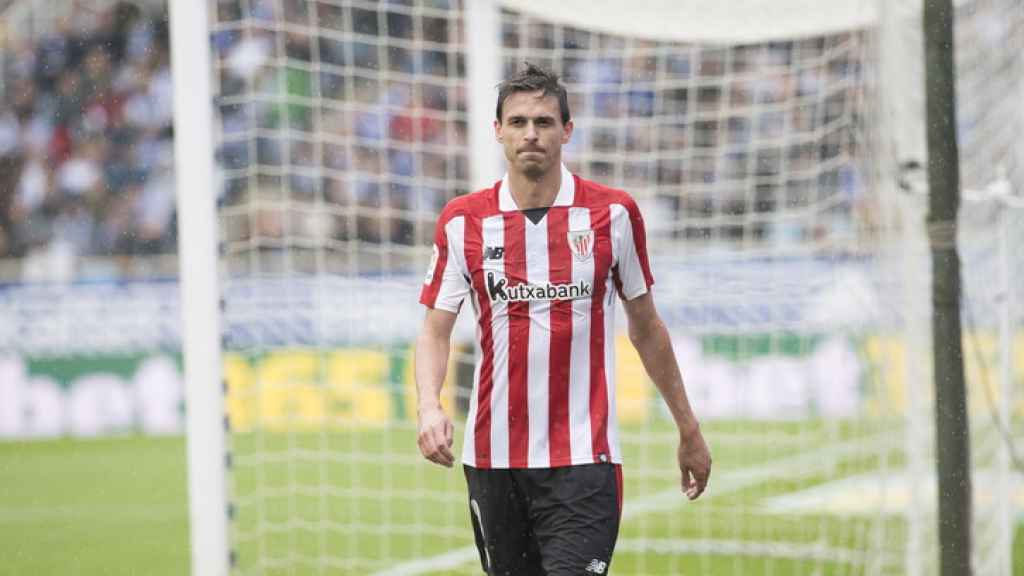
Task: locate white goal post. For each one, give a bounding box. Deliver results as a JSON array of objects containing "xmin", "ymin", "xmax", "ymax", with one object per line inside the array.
[
  {"xmin": 171, "ymin": 0, "xmax": 1024, "ymax": 575},
  {"xmin": 170, "ymin": 1, "xmax": 228, "ymax": 575}
]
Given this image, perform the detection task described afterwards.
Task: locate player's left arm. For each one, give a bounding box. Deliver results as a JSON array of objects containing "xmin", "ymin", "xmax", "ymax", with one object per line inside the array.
[{"xmin": 622, "ymin": 291, "xmax": 711, "ymax": 500}]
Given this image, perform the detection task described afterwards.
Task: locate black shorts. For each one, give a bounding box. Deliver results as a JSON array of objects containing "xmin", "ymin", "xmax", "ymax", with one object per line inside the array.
[{"xmin": 464, "ymin": 463, "xmax": 623, "ymax": 576}]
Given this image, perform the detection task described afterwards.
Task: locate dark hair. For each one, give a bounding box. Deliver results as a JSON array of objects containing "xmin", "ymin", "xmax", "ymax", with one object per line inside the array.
[{"xmin": 495, "ymin": 63, "xmax": 570, "ymax": 125}]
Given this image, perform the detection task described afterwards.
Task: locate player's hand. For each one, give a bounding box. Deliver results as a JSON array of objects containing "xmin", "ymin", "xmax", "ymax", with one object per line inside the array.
[
  {"xmin": 678, "ymin": 424, "xmax": 711, "ymax": 500},
  {"xmin": 417, "ymin": 405, "xmax": 455, "ymax": 468}
]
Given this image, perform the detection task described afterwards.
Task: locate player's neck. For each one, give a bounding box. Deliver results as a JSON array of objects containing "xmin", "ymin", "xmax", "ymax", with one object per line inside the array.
[{"xmin": 507, "ymin": 164, "xmax": 561, "ymax": 210}]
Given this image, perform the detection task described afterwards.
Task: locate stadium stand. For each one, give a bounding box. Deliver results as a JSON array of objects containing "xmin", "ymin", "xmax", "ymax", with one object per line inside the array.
[
  {"xmin": 1, "ymin": 0, "xmax": 865, "ymax": 281},
  {"xmin": 1, "ymin": 3, "xmax": 174, "ymax": 275}
]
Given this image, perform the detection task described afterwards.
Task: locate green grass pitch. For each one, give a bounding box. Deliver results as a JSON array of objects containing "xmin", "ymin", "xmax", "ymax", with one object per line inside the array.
[{"xmin": 0, "ymin": 424, "xmax": 1021, "ymax": 575}]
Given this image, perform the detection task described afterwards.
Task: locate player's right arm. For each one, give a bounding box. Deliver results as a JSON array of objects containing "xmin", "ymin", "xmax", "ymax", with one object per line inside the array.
[
  {"xmin": 415, "ymin": 308, "xmax": 458, "ymax": 468},
  {"xmin": 416, "ymin": 201, "xmax": 469, "ymax": 468}
]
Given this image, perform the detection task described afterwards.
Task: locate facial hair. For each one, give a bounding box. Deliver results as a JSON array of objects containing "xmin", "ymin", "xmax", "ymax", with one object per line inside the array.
[
  {"xmin": 518, "ymin": 148, "xmax": 547, "ymax": 181},
  {"xmin": 521, "ymin": 161, "xmax": 545, "ymax": 181}
]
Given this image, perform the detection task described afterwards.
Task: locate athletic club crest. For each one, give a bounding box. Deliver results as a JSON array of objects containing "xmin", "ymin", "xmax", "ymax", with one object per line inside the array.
[{"xmin": 567, "ymin": 229, "xmax": 594, "ymax": 261}]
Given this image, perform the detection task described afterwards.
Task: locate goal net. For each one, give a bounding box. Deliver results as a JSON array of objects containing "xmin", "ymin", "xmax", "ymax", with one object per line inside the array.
[{"xmin": 190, "ymin": 0, "xmax": 1024, "ymax": 574}]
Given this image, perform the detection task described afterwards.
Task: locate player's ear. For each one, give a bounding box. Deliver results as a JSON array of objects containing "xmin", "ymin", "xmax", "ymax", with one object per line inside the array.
[
  {"xmin": 494, "ymin": 119, "xmax": 502, "ymax": 142},
  {"xmin": 562, "ymin": 119, "xmax": 573, "ymax": 144}
]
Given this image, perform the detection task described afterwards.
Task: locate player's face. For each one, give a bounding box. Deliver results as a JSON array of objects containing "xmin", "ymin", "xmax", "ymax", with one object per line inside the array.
[{"xmin": 495, "ymin": 91, "xmax": 573, "ymax": 180}]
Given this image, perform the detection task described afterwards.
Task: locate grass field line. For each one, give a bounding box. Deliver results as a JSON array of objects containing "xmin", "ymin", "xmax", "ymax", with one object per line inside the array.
[
  {"xmin": 614, "ymin": 537, "xmax": 869, "ymax": 564},
  {"xmin": 763, "ymin": 468, "xmax": 1024, "ymax": 519},
  {"xmin": 371, "ymin": 432, "xmax": 894, "ymax": 576}
]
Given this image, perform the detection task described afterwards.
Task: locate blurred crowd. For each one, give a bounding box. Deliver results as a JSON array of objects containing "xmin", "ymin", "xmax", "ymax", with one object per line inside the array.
[
  {"xmin": 531, "ymin": 29, "xmax": 865, "ymax": 243},
  {"xmin": 211, "ymin": 0, "xmax": 864, "ymax": 252},
  {"xmin": 0, "ymin": 0, "xmax": 870, "ymax": 279},
  {"xmin": 213, "ymin": 0, "xmax": 468, "ymax": 257},
  {"xmin": 0, "ymin": 2, "xmax": 176, "ymax": 272}
]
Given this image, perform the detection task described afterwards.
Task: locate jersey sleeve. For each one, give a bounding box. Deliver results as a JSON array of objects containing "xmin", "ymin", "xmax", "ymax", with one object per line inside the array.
[
  {"xmin": 612, "ymin": 197, "xmax": 655, "ymax": 301},
  {"xmin": 419, "ymin": 210, "xmax": 470, "ymax": 313}
]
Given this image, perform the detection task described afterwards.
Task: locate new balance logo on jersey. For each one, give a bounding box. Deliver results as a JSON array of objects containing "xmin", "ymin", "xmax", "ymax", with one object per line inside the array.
[
  {"xmin": 483, "ymin": 246, "xmax": 505, "ymax": 260},
  {"xmin": 486, "ymin": 272, "xmax": 592, "ymax": 303},
  {"xmin": 585, "ymin": 559, "xmax": 607, "ymax": 574}
]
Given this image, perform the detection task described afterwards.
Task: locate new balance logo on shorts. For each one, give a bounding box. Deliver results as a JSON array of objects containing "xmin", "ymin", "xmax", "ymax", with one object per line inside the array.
[{"xmin": 586, "ymin": 558, "xmax": 608, "ymax": 574}]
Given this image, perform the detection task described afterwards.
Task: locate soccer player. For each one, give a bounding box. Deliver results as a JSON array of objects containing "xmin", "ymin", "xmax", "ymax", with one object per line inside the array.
[{"xmin": 416, "ymin": 63, "xmax": 711, "ymax": 575}]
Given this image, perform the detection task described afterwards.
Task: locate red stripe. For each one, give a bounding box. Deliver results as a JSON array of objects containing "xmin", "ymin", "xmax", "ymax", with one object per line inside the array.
[
  {"xmin": 615, "ymin": 464, "xmax": 624, "ymax": 518},
  {"xmin": 547, "ymin": 209, "xmax": 573, "ymax": 467},
  {"xmin": 589, "ymin": 206, "xmax": 612, "ymax": 462},
  {"xmin": 504, "ymin": 212, "xmax": 530, "ymax": 468},
  {"xmin": 465, "ymin": 216, "xmax": 493, "ymax": 468}
]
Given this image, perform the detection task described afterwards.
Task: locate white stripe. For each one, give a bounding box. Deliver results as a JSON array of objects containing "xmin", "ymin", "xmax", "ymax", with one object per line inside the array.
[
  {"xmin": 525, "ymin": 219, "xmax": 550, "ymax": 467},
  {"xmin": 482, "ymin": 215, "xmax": 510, "ymax": 468},
  {"xmin": 433, "ymin": 217, "xmax": 469, "ymax": 312},
  {"xmin": 604, "ymin": 278, "xmax": 620, "ymax": 463},
  {"xmin": 446, "ymin": 216, "xmax": 468, "ymax": 280},
  {"xmin": 469, "ymin": 499, "xmax": 491, "ymax": 569},
  {"xmin": 610, "ymin": 203, "xmax": 649, "ymax": 300},
  {"xmin": 567, "ymin": 207, "xmax": 593, "ymax": 464}
]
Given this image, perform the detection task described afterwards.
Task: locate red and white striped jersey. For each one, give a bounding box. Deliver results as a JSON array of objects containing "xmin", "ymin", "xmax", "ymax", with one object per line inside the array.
[{"xmin": 420, "ymin": 164, "xmax": 654, "ymax": 469}]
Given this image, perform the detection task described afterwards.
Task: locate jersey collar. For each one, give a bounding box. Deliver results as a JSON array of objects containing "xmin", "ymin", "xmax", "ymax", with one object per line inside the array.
[{"xmin": 498, "ymin": 163, "xmax": 575, "ymax": 212}]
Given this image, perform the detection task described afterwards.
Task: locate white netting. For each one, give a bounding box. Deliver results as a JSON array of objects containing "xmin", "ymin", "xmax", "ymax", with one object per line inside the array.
[
  {"xmin": 211, "ymin": 3, "xmax": 471, "ymax": 574},
  {"xmin": 498, "ymin": 10, "xmax": 873, "ymax": 251},
  {"xmin": 198, "ymin": 1, "xmax": 1024, "ymax": 574}
]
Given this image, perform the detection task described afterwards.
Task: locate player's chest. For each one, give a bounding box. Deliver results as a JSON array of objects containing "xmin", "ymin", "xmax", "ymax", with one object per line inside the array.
[{"xmin": 463, "ymin": 210, "xmax": 614, "ymax": 304}]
